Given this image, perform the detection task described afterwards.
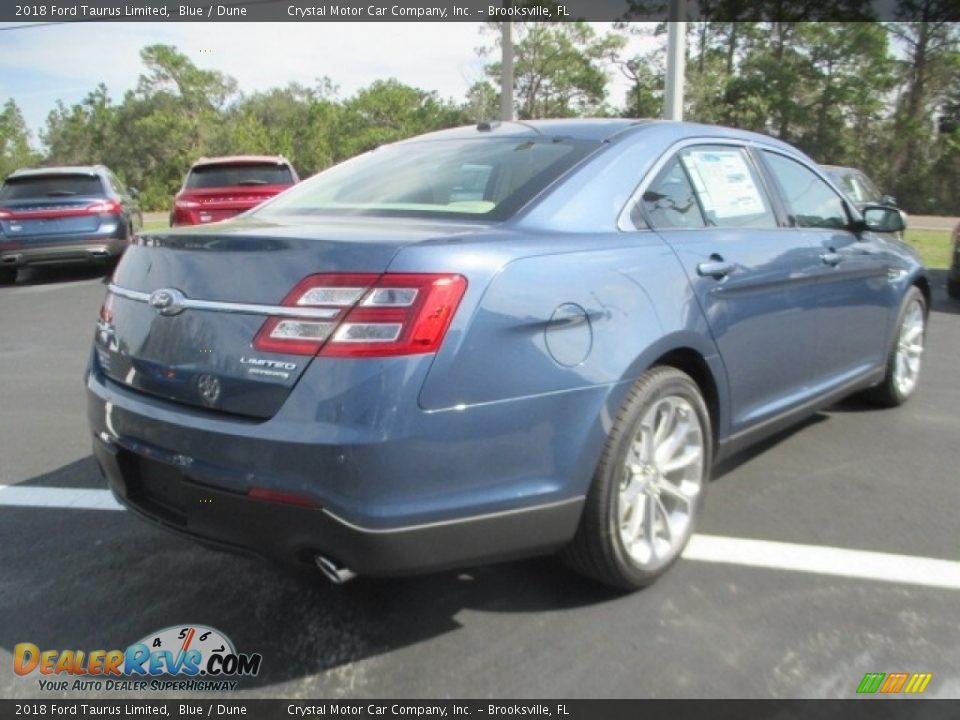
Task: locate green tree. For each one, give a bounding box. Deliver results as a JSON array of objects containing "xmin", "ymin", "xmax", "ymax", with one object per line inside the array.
[
  {"xmin": 483, "ymin": 22, "xmax": 625, "ymax": 119},
  {"xmin": 885, "ymin": 3, "xmax": 960, "ymax": 210},
  {"xmin": 337, "ymin": 79, "xmax": 467, "ymax": 158},
  {"xmin": 42, "ymin": 84, "xmax": 116, "ymax": 167},
  {"xmin": 0, "ymin": 100, "xmax": 39, "ymax": 177},
  {"xmin": 215, "ymin": 80, "xmax": 343, "ymax": 177}
]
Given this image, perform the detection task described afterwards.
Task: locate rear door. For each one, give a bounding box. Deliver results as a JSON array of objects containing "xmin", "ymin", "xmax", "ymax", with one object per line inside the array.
[
  {"xmin": 759, "ymin": 151, "xmax": 894, "ymax": 382},
  {"xmin": 634, "ymin": 143, "xmax": 825, "ymax": 432}
]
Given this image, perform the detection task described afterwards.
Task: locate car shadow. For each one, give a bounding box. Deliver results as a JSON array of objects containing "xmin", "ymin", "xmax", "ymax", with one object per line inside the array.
[
  {"xmin": 6, "ymin": 263, "xmax": 115, "ymax": 288},
  {"xmin": 927, "ymin": 269, "xmax": 959, "ymax": 316},
  {"xmin": 0, "ymin": 458, "xmax": 622, "ymax": 693},
  {"xmin": 711, "ymin": 413, "xmax": 828, "ymax": 482}
]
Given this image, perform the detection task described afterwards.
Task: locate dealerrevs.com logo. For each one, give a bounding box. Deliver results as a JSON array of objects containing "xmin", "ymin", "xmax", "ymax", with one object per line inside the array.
[{"xmin": 14, "ymin": 625, "xmax": 262, "ymax": 692}]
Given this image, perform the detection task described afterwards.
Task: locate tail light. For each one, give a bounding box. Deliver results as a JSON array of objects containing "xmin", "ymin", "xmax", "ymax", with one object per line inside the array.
[
  {"xmin": 252, "ymin": 273, "xmax": 467, "ymax": 357},
  {"xmin": 98, "ymin": 291, "xmax": 116, "ymax": 323},
  {"xmin": 87, "ymin": 200, "xmax": 122, "ymax": 214},
  {"xmin": 174, "ymin": 198, "xmax": 201, "ymax": 209},
  {"xmin": 0, "ymin": 201, "xmax": 121, "ymax": 219}
]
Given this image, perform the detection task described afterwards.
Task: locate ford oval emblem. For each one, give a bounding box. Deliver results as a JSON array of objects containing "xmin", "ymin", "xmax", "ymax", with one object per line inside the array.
[
  {"xmin": 149, "ymin": 288, "xmax": 186, "ymax": 316},
  {"xmin": 196, "ymin": 374, "xmax": 222, "ymax": 405}
]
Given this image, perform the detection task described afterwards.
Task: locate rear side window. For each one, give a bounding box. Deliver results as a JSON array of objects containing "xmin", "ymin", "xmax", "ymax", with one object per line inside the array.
[
  {"xmin": 764, "ymin": 152, "xmax": 849, "ymax": 229},
  {"xmin": 186, "ymin": 163, "xmax": 295, "ymax": 189},
  {"xmin": 0, "ymin": 174, "xmax": 105, "ymax": 200},
  {"xmin": 642, "ymin": 157, "xmax": 706, "ymax": 229}
]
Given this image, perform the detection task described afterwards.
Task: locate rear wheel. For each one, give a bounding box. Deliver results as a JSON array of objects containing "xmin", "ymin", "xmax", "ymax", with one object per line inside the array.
[
  {"xmin": 0, "ymin": 267, "xmax": 16, "ymax": 285},
  {"xmin": 562, "ymin": 366, "xmax": 711, "ymax": 590},
  {"xmin": 867, "ymin": 286, "xmax": 926, "ymax": 407}
]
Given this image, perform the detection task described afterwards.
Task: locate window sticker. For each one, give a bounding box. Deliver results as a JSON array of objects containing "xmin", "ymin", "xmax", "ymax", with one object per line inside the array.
[{"xmin": 682, "ymin": 150, "xmax": 767, "ymax": 219}]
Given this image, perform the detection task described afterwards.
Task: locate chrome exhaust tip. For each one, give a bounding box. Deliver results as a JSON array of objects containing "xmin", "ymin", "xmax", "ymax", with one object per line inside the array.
[{"xmin": 315, "ymin": 555, "xmax": 357, "ymax": 584}]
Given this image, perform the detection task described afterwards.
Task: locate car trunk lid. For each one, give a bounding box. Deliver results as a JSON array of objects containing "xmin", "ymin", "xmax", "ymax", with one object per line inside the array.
[
  {"xmin": 94, "ymin": 216, "xmax": 482, "ymax": 419},
  {"xmin": 174, "ymin": 185, "xmax": 290, "ymax": 224}
]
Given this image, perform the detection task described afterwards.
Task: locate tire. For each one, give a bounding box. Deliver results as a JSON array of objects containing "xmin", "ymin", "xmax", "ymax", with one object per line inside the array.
[
  {"xmin": 948, "ymin": 278, "xmax": 960, "ymax": 300},
  {"xmin": 562, "ymin": 366, "xmax": 712, "ymax": 590},
  {"xmin": 866, "ymin": 286, "xmax": 927, "ymax": 407},
  {"xmin": 0, "ymin": 267, "xmax": 16, "ymax": 285}
]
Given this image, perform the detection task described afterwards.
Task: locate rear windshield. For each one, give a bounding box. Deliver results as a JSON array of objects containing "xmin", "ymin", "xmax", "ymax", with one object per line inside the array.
[
  {"xmin": 185, "ymin": 163, "xmax": 295, "ymax": 189},
  {"xmin": 0, "ymin": 174, "xmax": 105, "ymax": 200},
  {"xmin": 253, "ymin": 138, "xmax": 598, "ymax": 221}
]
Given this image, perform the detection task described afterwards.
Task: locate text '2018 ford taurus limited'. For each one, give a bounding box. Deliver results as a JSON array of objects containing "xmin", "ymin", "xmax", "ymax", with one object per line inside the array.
[{"xmin": 87, "ymin": 120, "xmax": 927, "ymax": 589}]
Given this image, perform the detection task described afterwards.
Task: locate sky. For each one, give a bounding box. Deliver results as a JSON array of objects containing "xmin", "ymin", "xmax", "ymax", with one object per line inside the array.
[{"xmin": 0, "ymin": 22, "xmax": 656, "ymax": 148}]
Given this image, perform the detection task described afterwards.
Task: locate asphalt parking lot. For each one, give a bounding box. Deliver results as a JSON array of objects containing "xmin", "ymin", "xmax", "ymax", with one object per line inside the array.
[{"xmin": 1, "ymin": 263, "xmax": 958, "ymax": 699}]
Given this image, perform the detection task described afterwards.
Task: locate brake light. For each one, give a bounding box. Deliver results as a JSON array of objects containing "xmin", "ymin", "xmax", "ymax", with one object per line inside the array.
[
  {"xmin": 98, "ymin": 291, "xmax": 115, "ymax": 323},
  {"xmin": 175, "ymin": 198, "xmax": 201, "ymax": 209},
  {"xmin": 0, "ymin": 202, "xmax": 120, "ymax": 220},
  {"xmin": 87, "ymin": 200, "xmax": 122, "ymax": 214},
  {"xmin": 252, "ymin": 273, "xmax": 467, "ymax": 357}
]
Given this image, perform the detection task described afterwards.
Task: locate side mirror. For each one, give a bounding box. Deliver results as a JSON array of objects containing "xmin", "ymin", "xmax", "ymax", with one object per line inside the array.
[
  {"xmin": 862, "ymin": 205, "xmax": 905, "ymax": 234},
  {"xmin": 881, "ymin": 194, "xmax": 898, "ymax": 207},
  {"xmin": 128, "ymin": 187, "xmax": 139, "ymax": 199}
]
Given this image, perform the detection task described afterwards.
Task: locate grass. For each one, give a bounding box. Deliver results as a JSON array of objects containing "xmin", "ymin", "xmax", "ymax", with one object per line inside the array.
[
  {"xmin": 142, "ymin": 220, "xmax": 168, "ymax": 232},
  {"xmin": 904, "ymin": 228, "xmax": 953, "ymax": 269}
]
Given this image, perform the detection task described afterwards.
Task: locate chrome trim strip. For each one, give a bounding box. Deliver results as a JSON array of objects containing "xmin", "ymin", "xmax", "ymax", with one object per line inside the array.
[
  {"xmin": 322, "ymin": 496, "xmax": 585, "ymax": 535},
  {"xmin": 107, "ymin": 283, "xmax": 340, "ymax": 320}
]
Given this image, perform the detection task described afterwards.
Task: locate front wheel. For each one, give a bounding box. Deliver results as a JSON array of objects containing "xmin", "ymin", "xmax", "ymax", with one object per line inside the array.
[
  {"xmin": 562, "ymin": 366, "xmax": 711, "ymax": 590},
  {"xmin": 867, "ymin": 286, "xmax": 927, "ymax": 407},
  {"xmin": 0, "ymin": 267, "xmax": 16, "ymax": 285}
]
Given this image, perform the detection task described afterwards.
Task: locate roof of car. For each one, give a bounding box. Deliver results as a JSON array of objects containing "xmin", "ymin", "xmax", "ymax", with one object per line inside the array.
[
  {"xmin": 821, "ymin": 165, "xmax": 864, "ymax": 174},
  {"xmin": 409, "ymin": 119, "xmax": 802, "ymax": 155},
  {"xmin": 191, "ymin": 155, "xmax": 291, "ymax": 168},
  {"xmin": 7, "ymin": 165, "xmax": 106, "ymax": 178},
  {"xmin": 412, "ymin": 119, "xmax": 653, "ymax": 142}
]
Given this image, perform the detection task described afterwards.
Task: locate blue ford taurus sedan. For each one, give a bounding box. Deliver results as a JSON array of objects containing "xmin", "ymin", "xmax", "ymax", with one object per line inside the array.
[{"xmin": 86, "ymin": 120, "xmax": 928, "ymax": 589}]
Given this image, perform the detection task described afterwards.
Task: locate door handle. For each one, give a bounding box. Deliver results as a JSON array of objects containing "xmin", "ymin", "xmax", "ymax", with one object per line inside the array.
[
  {"xmin": 697, "ymin": 258, "xmax": 736, "ymax": 279},
  {"xmin": 820, "ymin": 251, "xmax": 842, "ymax": 266}
]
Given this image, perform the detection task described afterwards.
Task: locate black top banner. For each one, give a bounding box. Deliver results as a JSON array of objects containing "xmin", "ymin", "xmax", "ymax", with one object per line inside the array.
[{"xmin": 3, "ymin": 0, "xmax": 959, "ymax": 23}]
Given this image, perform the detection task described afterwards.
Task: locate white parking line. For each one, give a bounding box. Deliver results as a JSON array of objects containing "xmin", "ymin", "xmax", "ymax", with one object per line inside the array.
[
  {"xmin": 684, "ymin": 534, "xmax": 960, "ymax": 591},
  {"xmin": 2, "ymin": 486, "xmax": 959, "ymax": 591},
  {"xmin": 0, "ymin": 485, "xmax": 123, "ymax": 511}
]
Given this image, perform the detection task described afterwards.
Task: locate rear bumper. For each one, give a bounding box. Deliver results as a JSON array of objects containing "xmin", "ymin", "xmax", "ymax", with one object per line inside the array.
[
  {"xmin": 85, "ymin": 354, "xmax": 609, "ymax": 576},
  {"xmin": 92, "ymin": 433, "xmax": 582, "ymax": 575},
  {"xmin": 0, "ymin": 223, "xmax": 128, "ymax": 268}
]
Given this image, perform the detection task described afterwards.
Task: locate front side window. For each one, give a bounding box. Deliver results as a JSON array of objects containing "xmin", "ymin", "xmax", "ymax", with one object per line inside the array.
[
  {"xmin": 254, "ymin": 138, "xmax": 597, "ymax": 222},
  {"xmin": 854, "ymin": 172, "xmax": 882, "ymax": 203},
  {"xmin": 764, "ymin": 152, "xmax": 849, "ymax": 229}
]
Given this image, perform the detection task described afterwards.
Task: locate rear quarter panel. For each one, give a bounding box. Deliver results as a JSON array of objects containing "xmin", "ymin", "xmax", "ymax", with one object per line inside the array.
[{"xmin": 386, "ymin": 231, "xmax": 724, "ymax": 499}]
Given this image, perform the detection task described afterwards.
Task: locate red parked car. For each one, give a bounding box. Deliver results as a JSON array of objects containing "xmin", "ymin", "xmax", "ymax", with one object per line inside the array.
[{"xmin": 170, "ymin": 156, "xmax": 299, "ymax": 226}]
